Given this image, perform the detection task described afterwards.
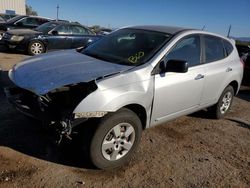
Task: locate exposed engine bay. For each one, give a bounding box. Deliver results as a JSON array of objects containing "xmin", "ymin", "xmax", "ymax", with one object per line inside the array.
[{"xmin": 5, "ymin": 81, "xmax": 97, "ymax": 143}]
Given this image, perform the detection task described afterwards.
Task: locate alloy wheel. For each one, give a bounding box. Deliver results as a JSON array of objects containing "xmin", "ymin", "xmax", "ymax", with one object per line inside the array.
[
  {"xmin": 30, "ymin": 42, "xmax": 44, "ymax": 55},
  {"xmin": 220, "ymin": 91, "xmax": 232, "ymax": 114},
  {"xmin": 101, "ymin": 122, "xmax": 135, "ymax": 161}
]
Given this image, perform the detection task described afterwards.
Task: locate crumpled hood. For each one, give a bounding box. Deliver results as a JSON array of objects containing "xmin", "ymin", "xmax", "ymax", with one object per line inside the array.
[
  {"xmin": 7, "ymin": 29, "xmax": 41, "ymax": 36},
  {"xmin": 9, "ymin": 50, "xmax": 132, "ymax": 95}
]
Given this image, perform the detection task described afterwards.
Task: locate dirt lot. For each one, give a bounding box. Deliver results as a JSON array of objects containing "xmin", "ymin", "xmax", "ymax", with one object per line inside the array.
[{"xmin": 0, "ymin": 49, "xmax": 250, "ymax": 188}]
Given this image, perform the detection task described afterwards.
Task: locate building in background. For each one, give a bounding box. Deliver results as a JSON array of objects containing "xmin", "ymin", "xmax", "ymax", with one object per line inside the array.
[{"xmin": 0, "ymin": 0, "xmax": 26, "ymax": 15}]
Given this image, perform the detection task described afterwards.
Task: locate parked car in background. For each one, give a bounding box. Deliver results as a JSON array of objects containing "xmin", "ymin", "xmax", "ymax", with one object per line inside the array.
[
  {"xmin": 236, "ymin": 43, "xmax": 250, "ymax": 56},
  {"xmin": 236, "ymin": 44, "xmax": 250, "ymax": 83},
  {"xmin": 98, "ymin": 28, "xmax": 113, "ymax": 35},
  {"xmin": 0, "ymin": 13, "xmax": 17, "ymax": 22},
  {"xmin": 1, "ymin": 21, "xmax": 101, "ymax": 55},
  {"xmin": 0, "ymin": 15, "xmax": 52, "ymax": 39},
  {"xmin": 89, "ymin": 26, "xmax": 113, "ymax": 35},
  {"xmin": 0, "ymin": 16, "xmax": 5, "ymax": 23},
  {"xmin": 5, "ymin": 25, "xmax": 243, "ymax": 169}
]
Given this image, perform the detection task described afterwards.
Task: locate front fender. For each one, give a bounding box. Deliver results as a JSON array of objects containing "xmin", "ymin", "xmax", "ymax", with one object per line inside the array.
[
  {"xmin": 29, "ymin": 37, "xmax": 48, "ymax": 48},
  {"xmin": 73, "ymin": 78, "xmax": 154, "ymax": 113}
]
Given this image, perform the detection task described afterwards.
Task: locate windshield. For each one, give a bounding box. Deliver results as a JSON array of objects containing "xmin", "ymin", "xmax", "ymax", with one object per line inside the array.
[
  {"xmin": 82, "ymin": 28, "xmax": 171, "ymax": 66},
  {"xmin": 35, "ymin": 22, "xmax": 59, "ymax": 33}
]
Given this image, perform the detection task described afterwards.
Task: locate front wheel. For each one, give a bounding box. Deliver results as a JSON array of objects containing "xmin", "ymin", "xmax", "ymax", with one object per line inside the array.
[
  {"xmin": 28, "ymin": 41, "xmax": 45, "ymax": 55},
  {"xmin": 90, "ymin": 108, "xmax": 142, "ymax": 170},
  {"xmin": 210, "ymin": 85, "xmax": 234, "ymax": 119}
]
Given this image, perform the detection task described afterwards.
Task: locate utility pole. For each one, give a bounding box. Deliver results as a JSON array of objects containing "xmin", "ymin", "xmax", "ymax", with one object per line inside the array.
[
  {"xmin": 56, "ymin": 4, "xmax": 59, "ymax": 21},
  {"xmin": 227, "ymin": 25, "xmax": 231, "ymax": 38}
]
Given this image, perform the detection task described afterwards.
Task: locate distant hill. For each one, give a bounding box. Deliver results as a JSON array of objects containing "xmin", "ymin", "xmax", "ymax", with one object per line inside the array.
[{"xmin": 231, "ymin": 37, "xmax": 250, "ymax": 42}]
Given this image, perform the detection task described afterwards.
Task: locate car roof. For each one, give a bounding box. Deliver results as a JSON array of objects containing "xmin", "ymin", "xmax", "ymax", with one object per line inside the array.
[
  {"xmin": 26, "ymin": 15, "xmax": 52, "ymax": 20},
  {"xmin": 48, "ymin": 21, "xmax": 86, "ymax": 27},
  {"xmin": 7, "ymin": 15, "xmax": 52, "ymax": 23},
  {"xmin": 126, "ymin": 25, "xmax": 194, "ymax": 35}
]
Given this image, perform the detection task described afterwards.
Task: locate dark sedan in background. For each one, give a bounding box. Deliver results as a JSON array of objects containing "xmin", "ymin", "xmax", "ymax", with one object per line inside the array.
[
  {"xmin": 0, "ymin": 13, "xmax": 17, "ymax": 22},
  {"xmin": 236, "ymin": 44, "xmax": 250, "ymax": 83},
  {"xmin": 0, "ymin": 15, "xmax": 52, "ymax": 38},
  {"xmin": 1, "ymin": 21, "xmax": 101, "ymax": 55},
  {"xmin": 0, "ymin": 16, "xmax": 5, "ymax": 23}
]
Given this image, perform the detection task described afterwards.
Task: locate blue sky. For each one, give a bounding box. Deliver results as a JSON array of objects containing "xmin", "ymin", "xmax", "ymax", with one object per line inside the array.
[{"xmin": 26, "ymin": 0, "xmax": 250, "ymax": 37}]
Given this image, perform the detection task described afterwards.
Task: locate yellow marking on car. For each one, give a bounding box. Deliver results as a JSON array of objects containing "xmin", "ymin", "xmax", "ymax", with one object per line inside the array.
[{"xmin": 128, "ymin": 51, "xmax": 145, "ymax": 64}]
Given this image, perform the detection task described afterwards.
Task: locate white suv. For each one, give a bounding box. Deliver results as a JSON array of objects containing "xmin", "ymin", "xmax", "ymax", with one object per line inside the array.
[{"xmin": 6, "ymin": 25, "xmax": 243, "ymax": 169}]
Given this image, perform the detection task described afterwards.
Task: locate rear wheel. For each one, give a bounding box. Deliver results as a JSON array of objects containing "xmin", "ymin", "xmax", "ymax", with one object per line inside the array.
[
  {"xmin": 28, "ymin": 41, "xmax": 45, "ymax": 55},
  {"xmin": 89, "ymin": 108, "xmax": 142, "ymax": 170},
  {"xmin": 210, "ymin": 85, "xmax": 234, "ymax": 119}
]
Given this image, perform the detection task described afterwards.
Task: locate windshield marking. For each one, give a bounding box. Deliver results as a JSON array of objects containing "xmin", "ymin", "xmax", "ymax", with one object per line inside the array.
[{"xmin": 128, "ymin": 51, "xmax": 145, "ymax": 64}]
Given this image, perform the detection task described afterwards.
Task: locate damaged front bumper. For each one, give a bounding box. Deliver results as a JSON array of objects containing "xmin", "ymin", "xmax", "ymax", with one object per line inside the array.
[
  {"xmin": 4, "ymin": 84, "xmax": 98, "ymax": 143},
  {"xmin": 4, "ymin": 87, "xmax": 45, "ymax": 120}
]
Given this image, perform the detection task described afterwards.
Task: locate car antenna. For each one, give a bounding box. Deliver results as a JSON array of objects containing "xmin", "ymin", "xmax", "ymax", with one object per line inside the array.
[{"xmin": 227, "ymin": 25, "xmax": 231, "ymax": 38}]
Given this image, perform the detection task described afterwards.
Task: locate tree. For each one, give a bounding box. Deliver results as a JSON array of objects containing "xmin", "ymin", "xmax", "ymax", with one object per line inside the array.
[{"xmin": 26, "ymin": 5, "xmax": 38, "ymax": 16}]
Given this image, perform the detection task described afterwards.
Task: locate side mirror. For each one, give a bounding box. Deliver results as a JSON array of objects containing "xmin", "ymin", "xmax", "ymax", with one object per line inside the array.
[
  {"xmin": 51, "ymin": 30, "xmax": 58, "ymax": 35},
  {"xmin": 165, "ymin": 59, "xmax": 188, "ymax": 73}
]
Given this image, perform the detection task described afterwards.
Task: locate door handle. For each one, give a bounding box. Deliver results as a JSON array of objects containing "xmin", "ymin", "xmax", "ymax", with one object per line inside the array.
[
  {"xmin": 226, "ymin": 67, "xmax": 232, "ymax": 72},
  {"xmin": 195, "ymin": 74, "xmax": 204, "ymax": 80}
]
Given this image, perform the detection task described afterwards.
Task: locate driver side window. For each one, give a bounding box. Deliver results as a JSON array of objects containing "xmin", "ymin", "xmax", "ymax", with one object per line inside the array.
[{"xmin": 166, "ymin": 35, "xmax": 201, "ymax": 67}]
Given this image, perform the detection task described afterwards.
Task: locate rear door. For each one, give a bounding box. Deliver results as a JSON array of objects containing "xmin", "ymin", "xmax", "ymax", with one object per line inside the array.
[
  {"xmin": 151, "ymin": 34, "xmax": 205, "ymax": 125},
  {"xmin": 199, "ymin": 35, "xmax": 231, "ymax": 105},
  {"xmin": 70, "ymin": 25, "xmax": 95, "ymax": 48}
]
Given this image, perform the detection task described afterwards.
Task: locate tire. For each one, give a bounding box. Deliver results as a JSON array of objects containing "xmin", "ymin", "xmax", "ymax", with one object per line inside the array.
[
  {"xmin": 89, "ymin": 108, "xmax": 142, "ymax": 170},
  {"xmin": 28, "ymin": 41, "xmax": 45, "ymax": 55},
  {"xmin": 210, "ymin": 85, "xmax": 234, "ymax": 119}
]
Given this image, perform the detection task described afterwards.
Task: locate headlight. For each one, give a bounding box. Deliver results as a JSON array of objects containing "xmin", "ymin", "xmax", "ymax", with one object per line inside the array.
[{"xmin": 10, "ymin": 35, "xmax": 24, "ymax": 42}]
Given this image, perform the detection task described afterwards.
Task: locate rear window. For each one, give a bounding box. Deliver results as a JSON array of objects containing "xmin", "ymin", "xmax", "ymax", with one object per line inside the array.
[
  {"xmin": 36, "ymin": 18, "xmax": 49, "ymax": 25},
  {"xmin": 223, "ymin": 39, "xmax": 234, "ymax": 56},
  {"xmin": 204, "ymin": 35, "xmax": 225, "ymax": 63},
  {"xmin": 70, "ymin": 25, "xmax": 89, "ymax": 35}
]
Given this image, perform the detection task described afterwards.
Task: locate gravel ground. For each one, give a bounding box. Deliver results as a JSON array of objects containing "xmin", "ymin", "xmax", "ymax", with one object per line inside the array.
[{"xmin": 0, "ymin": 49, "xmax": 250, "ymax": 188}]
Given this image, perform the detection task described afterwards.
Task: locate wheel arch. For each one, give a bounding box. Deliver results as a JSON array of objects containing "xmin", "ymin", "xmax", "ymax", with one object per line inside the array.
[
  {"xmin": 123, "ymin": 104, "xmax": 147, "ymax": 130},
  {"xmin": 228, "ymin": 80, "xmax": 239, "ymax": 95},
  {"xmin": 28, "ymin": 39, "xmax": 47, "ymax": 53}
]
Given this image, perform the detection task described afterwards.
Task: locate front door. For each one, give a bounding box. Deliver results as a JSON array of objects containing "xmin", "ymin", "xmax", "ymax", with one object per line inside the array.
[
  {"xmin": 151, "ymin": 35, "xmax": 205, "ymax": 125},
  {"xmin": 47, "ymin": 24, "xmax": 72, "ymax": 50}
]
